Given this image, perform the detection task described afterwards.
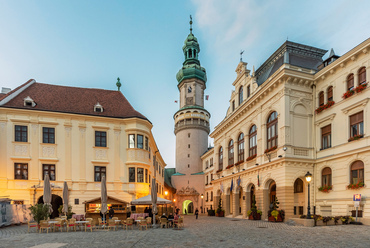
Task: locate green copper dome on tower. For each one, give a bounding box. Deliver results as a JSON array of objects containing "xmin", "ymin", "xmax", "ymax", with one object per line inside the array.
[{"xmin": 176, "ymin": 16, "xmax": 207, "ymax": 85}]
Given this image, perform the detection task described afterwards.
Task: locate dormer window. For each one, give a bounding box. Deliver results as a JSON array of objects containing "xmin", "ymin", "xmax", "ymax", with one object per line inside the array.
[
  {"xmin": 24, "ymin": 96, "xmax": 36, "ymax": 107},
  {"xmin": 94, "ymin": 102, "xmax": 103, "ymax": 113}
]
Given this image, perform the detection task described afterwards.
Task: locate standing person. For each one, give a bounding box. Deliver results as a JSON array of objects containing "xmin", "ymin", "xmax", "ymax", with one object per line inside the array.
[
  {"xmin": 108, "ymin": 207, "xmax": 115, "ymax": 219},
  {"xmin": 195, "ymin": 208, "xmax": 199, "ymax": 219},
  {"xmin": 185, "ymin": 209, "xmax": 187, "ymax": 215}
]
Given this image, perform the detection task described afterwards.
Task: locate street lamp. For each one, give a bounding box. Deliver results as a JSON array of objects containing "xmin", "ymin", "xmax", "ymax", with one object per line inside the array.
[
  {"xmin": 305, "ymin": 171, "xmax": 312, "ymax": 219},
  {"xmin": 165, "ymin": 191, "xmax": 168, "ymax": 196},
  {"xmin": 201, "ymin": 194, "xmax": 204, "ymax": 214}
]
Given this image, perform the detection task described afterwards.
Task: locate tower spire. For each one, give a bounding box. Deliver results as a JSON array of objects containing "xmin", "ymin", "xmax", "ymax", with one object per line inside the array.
[
  {"xmin": 189, "ymin": 15, "xmax": 193, "ymax": 34},
  {"xmin": 116, "ymin": 77, "xmax": 122, "ymax": 91}
]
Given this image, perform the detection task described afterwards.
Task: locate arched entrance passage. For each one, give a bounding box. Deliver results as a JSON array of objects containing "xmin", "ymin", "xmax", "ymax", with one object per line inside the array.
[
  {"xmin": 182, "ymin": 200, "xmax": 194, "ymax": 214},
  {"xmin": 38, "ymin": 194, "xmax": 63, "ymax": 219},
  {"xmin": 270, "ymin": 182, "xmax": 276, "ymax": 204}
]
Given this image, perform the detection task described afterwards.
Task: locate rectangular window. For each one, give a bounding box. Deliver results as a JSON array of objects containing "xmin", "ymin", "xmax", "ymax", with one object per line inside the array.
[
  {"xmin": 95, "ymin": 131, "xmax": 107, "ymax": 147},
  {"xmin": 232, "ymin": 100, "xmax": 235, "ymax": 112},
  {"xmin": 149, "ymin": 174, "xmax": 151, "ymax": 184},
  {"xmin": 43, "ymin": 127, "xmax": 55, "ymax": 144},
  {"xmin": 137, "ymin": 135, "xmax": 143, "ymax": 149},
  {"xmin": 210, "ymin": 158, "xmax": 213, "ymax": 167},
  {"xmin": 145, "ymin": 137, "xmax": 149, "ymax": 150},
  {"xmin": 321, "ymin": 125, "xmax": 331, "ymax": 149},
  {"xmin": 15, "ymin": 125, "xmax": 27, "ymax": 142},
  {"xmin": 145, "ymin": 169, "xmax": 148, "ymax": 183},
  {"xmin": 149, "ymin": 148, "xmax": 151, "ymax": 159},
  {"xmin": 247, "ymin": 85, "xmax": 250, "ymax": 98},
  {"xmin": 350, "ymin": 111, "xmax": 364, "ymax": 138},
  {"xmin": 94, "ymin": 166, "xmax": 106, "ymax": 182},
  {"xmin": 137, "ymin": 168, "xmax": 144, "ymax": 183},
  {"xmin": 43, "ymin": 164, "xmax": 56, "ymax": 181},
  {"xmin": 156, "ymin": 183, "xmax": 158, "ymax": 193},
  {"xmin": 14, "ymin": 163, "xmax": 28, "ymax": 180},
  {"xmin": 159, "ymin": 166, "xmax": 161, "ymax": 175},
  {"xmin": 128, "ymin": 134, "xmax": 135, "ymax": 148},
  {"xmin": 129, "ymin": 167, "xmax": 135, "ymax": 182}
]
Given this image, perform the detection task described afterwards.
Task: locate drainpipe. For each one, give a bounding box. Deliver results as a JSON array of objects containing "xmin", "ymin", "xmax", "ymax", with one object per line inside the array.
[{"xmin": 311, "ymin": 82, "xmax": 317, "ymax": 213}]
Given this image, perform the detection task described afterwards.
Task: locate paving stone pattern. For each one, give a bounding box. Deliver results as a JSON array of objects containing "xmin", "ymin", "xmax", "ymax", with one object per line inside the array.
[{"xmin": 0, "ymin": 216, "xmax": 370, "ymax": 248}]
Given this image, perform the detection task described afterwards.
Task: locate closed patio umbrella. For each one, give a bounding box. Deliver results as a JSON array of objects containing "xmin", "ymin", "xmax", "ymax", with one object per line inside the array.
[
  {"xmin": 151, "ymin": 178, "xmax": 157, "ymax": 226},
  {"xmin": 43, "ymin": 174, "xmax": 52, "ymax": 216},
  {"xmin": 101, "ymin": 176, "xmax": 107, "ymax": 222},
  {"xmin": 62, "ymin": 181, "xmax": 69, "ymax": 215}
]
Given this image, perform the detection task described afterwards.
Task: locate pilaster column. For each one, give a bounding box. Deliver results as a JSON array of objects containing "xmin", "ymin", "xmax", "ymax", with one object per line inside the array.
[
  {"xmin": 277, "ymin": 185, "xmax": 294, "ymax": 221},
  {"xmin": 114, "ymin": 128, "xmax": 121, "ymax": 183},
  {"xmin": 64, "ymin": 124, "xmax": 72, "ymax": 181},
  {"xmin": 223, "ymin": 194, "xmax": 229, "ymax": 215},
  {"xmin": 30, "ymin": 123, "xmax": 39, "ymax": 180},
  {"xmin": 79, "ymin": 124, "xmax": 86, "ymax": 181},
  {"xmin": 0, "ymin": 121, "xmax": 7, "ymax": 186}
]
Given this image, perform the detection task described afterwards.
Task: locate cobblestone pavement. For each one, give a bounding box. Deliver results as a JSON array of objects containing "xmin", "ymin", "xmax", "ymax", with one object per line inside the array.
[{"xmin": 1, "ymin": 216, "xmax": 370, "ymax": 248}]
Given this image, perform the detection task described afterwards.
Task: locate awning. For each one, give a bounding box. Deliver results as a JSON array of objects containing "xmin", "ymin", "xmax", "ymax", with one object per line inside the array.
[{"xmin": 131, "ymin": 195, "xmax": 172, "ymax": 205}]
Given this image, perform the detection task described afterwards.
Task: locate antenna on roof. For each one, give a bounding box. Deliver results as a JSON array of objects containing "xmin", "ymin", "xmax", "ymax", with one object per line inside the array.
[
  {"xmin": 116, "ymin": 77, "xmax": 122, "ymax": 91},
  {"xmin": 240, "ymin": 50, "xmax": 244, "ymax": 62}
]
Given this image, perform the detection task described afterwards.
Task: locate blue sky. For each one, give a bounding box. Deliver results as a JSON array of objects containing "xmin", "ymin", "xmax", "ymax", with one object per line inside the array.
[{"xmin": 1, "ymin": 0, "xmax": 370, "ymax": 168}]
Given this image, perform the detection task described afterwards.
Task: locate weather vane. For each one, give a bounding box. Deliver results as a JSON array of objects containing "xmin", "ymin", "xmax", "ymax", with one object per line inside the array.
[
  {"xmin": 190, "ymin": 15, "xmax": 193, "ymax": 34},
  {"xmin": 240, "ymin": 50, "xmax": 244, "ymax": 62}
]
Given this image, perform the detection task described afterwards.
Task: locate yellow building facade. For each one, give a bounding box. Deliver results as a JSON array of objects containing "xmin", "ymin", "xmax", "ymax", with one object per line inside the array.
[
  {"xmin": 203, "ymin": 38, "xmax": 370, "ymax": 223},
  {"xmin": 0, "ymin": 80, "xmax": 166, "ymax": 216}
]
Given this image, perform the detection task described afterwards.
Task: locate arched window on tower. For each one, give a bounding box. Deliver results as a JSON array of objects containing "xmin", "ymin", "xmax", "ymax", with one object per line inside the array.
[
  {"xmin": 237, "ymin": 133, "xmax": 244, "ymax": 162},
  {"xmin": 193, "ymin": 49, "xmax": 197, "ymax": 58},
  {"xmin": 267, "ymin": 112, "xmax": 278, "ymax": 149},
  {"xmin": 188, "ymin": 49, "xmax": 192, "ymax": 58},
  {"xmin": 239, "ymin": 86, "xmax": 243, "ymax": 106},
  {"xmin": 228, "ymin": 140, "xmax": 234, "ymax": 166},
  {"xmin": 219, "ymin": 147, "xmax": 223, "ymax": 170}
]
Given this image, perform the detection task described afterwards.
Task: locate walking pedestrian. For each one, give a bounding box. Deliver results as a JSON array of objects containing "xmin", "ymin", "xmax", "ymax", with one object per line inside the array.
[{"xmin": 195, "ymin": 208, "xmax": 199, "ymax": 219}]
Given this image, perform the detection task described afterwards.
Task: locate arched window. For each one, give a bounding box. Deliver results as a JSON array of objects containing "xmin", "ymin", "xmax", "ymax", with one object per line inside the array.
[
  {"xmin": 358, "ymin": 67, "xmax": 366, "ymax": 85},
  {"xmin": 228, "ymin": 140, "xmax": 234, "ymax": 166},
  {"xmin": 351, "ymin": 161, "xmax": 364, "ymax": 184},
  {"xmin": 211, "ymin": 191, "xmax": 213, "ymax": 201},
  {"xmin": 219, "ymin": 147, "xmax": 223, "ymax": 170},
  {"xmin": 327, "ymin": 86, "xmax": 333, "ymax": 102},
  {"xmin": 188, "ymin": 49, "xmax": 192, "ymax": 58},
  {"xmin": 322, "ymin": 167, "xmax": 332, "ymax": 187},
  {"xmin": 193, "ymin": 49, "xmax": 197, "ymax": 58},
  {"xmin": 206, "ymin": 192, "xmax": 209, "ymax": 201},
  {"xmin": 249, "ymin": 125, "xmax": 257, "ymax": 157},
  {"xmin": 294, "ymin": 178, "xmax": 304, "ymax": 193},
  {"xmin": 319, "ymin": 91, "xmax": 324, "ymax": 106},
  {"xmin": 347, "ymin": 74, "xmax": 354, "ymax": 91},
  {"xmin": 237, "ymin": 133, "xmax": 244, "ymax": 162},
  {"xmin": 267, "ymin": 112, "xmax": 278, "ymax": 149},
  {"xmin": 239, "ymin": 86, "xmax": 243, "ymax": 106}
]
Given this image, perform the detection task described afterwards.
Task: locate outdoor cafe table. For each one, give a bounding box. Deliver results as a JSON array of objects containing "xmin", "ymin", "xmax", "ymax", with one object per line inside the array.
[
  {"xmin": 72, "ymin": 214, "xmax": 84, "ymax": 221},
  {"xmin": 48, "ymin": 220, "xmax": 60, "ymax": 232},
  {"xmin": 130, "ymin": 213, "xmax": 148, "ymax": 220},
  {"xmin": 75, "ymin": 220, "xmax": 89, "ymax": 230}
]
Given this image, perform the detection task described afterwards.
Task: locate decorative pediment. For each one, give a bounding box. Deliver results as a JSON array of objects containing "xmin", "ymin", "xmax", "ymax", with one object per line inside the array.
[{"xmin": 176, "ymin": 186, "xmax": 199, "ymax": 196}]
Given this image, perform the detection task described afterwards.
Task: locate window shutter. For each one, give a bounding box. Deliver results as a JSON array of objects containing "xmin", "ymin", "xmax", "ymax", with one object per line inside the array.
[
  {"xmin": 327, "ymin": 87, "xmax": 333, "ymax": 101},
  {"xmin": 319, "ymin": 92, "xmax": 324, "ymax": 106},
  {"xmin": 322, "ymin": 167, "xmax": 331, "ymax": 176},
  {"xmin": 358, "ymin": 67, "xmax": 366, "ymax": 84},
  {"xmin": 347, "ymin": 74, "xmax": 354, "ymax": 90},
  {"xmin": 322, "ymin": 124, "xmax": 331, "ymax": 135},
  {"xmin": 351, "ymin": 161, "xmax": 364, "ymax": 170}
]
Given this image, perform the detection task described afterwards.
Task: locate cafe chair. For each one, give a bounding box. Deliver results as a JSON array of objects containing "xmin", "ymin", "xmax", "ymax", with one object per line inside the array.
[
  {"xmin": 39, "ymin": 220, "xmax": 51, "ymax": 233},
  {"xmin": 67, "ymin": 218, "xmax": 77, "ymax": 232},
  {"xmin": 85, "ymin": 218, "xmax": 95, "ymax": 232},
  {"xmin": 123, "ymin": 218, "xmax": 134, "ymax": 230},
  {"xmin": 28, "ymin": 220, "xmax": 38, "ymax": 233},
  {"xmin": 160, "ymin": 218, "xmax": 168, "ymax": 228},
  {"xmin": 108, "ymin": 219, "xmax": 117, "ymax": 231}
]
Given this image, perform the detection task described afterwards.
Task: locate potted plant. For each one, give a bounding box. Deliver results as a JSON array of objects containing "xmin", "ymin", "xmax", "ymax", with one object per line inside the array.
[
  {"xmin": 340, "ymin": 215, "xmax": 353, "ymax": 225},
  {"xmin": 57, "ymin": 204, "xmax": 75, "ymax": 219},
  {"xmin": 216, "ymin": 198, "xmax": 224, "ymax": 217},
  {"xmin": 28, "ymin": 203, "xmax": 51, "ymax": 227},
  {"xmin": 347, "ymin": 181, "xmax": 365, "ymax": 190},
  {"xmin": 268, "ymin": 197, "xmax": 284, "ymax": 222},
  {"xmin": 247, "ymin": 195, "xmax": 262, "ymax": 220},
  {"xmin": 207, "ymin": 209, "xmax": 215, "ymax": 216}
]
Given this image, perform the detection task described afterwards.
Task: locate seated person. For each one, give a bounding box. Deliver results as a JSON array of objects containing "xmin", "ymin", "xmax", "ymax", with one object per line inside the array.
[
  {"xmin": 168, "ymin": 213, "xmax": 174, "ymax": 219},
  {"xmin": 161, "ymin": 213, "xmax": 168, "ymax": 219}
]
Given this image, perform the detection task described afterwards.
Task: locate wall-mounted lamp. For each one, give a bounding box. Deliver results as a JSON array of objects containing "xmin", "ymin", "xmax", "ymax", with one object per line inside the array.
[
  {"xmin": 283, "ymin": 146, "xmax": 287, "ymax": 151},
  {"xmin": 222, "ymin": 176, "xmax": 224, "ymax": 177},
  {"xmin": 242, "ymin": 169, "xmax": 245, "ymax": 171},
  {"xmin": 232, "ymin": 172, "xmax": 235, "ymax": 174},
  {"xmin": 255, "ymin": 163, "xmax": 259, "ymax": 166},
  {"xmin": 278, "ymin": 155, "xmax": 283, "ymax": 158}
]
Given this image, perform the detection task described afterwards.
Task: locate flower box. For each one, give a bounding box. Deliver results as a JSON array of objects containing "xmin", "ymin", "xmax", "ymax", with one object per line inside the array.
[
  {"xmin": 315, "ymin": 101, "xmax": 335, "ymax": 114},
  {"xmin": 216, "ymin": 169, "xmax": 222, "ymax": 173},
  {"xmin": 342, "ymin": 89, "xmax": 355, "ymax": 99},
  {"xmin": 246, "ymin": 154, "xmax": 257, "ymax": 161},
  {"xmin": 226, "ymin": 164, "xmax": 234, "ymax": 169},
  {"xmin": 347, "ymin": 181, "xmax": 365, "ymax": 189},
  {"xmin": 268, "ymin": 215, "xmax": 283, "ymax": 222},
  {"xmin": 348, "ymin": 134, "xmax": 363, "ymax": 142},
  {"xmin": 355, "ymin": 82, "xmax": 368, "ymax": 93},
  {"xmin": 318, "ymin": 185, "xmax": 332, "ymax": 193},
  {"xmin": 264, "ymin": 146, "xmax": 277, "ymax": 154}
]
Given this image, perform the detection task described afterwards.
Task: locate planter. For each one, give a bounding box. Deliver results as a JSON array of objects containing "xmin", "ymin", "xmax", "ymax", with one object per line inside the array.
[
  {"xmin": 216, "ymin": 211, "xmax": 224, "ymax": 217},
  {"xmin": 248, "ymin": 213, "xmax": 261, "ymax": 220},
  {"xmin": 351, "ymin": 210, "xmax": 363, "ymax": 218},
  {"xmin": 268, "ymin": 214, "xmax": 283, "ymax": 222}
]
